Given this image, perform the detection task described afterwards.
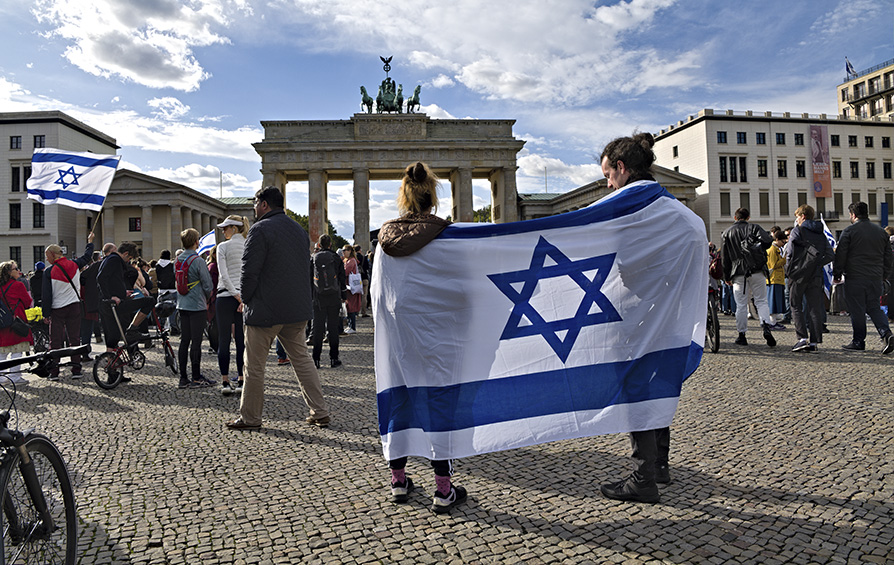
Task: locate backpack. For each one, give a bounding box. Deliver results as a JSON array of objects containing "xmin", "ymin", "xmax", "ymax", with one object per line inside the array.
[
  {"xmin": 313, "ymin": 250, "xmax": 340, "ymax": 296},
  {"xmin": 708, "ymin": 253, "xmax": 723, "ymax": 280},
  {"xmin": 176, "ymin": 255, "xmax": 200, "ymax": 296},
  {"xmin": 0, "ymin": 290, "xmax": 14, "ymax": 329},
  {"xmin": 739, "ymin": 226, "xmax": 768, "ymax": 275},
  {"xmin": 785, "ymin": 241, "xmax": 822, "ymax": 282}
]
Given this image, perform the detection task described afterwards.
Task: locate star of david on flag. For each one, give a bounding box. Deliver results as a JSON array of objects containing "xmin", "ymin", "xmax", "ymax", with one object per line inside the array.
[
  {"xmin": 487, "ymin": 236, "xmax": 621, "ymax": 363},
  {"xmin": 27, "ymin": 148, "xmax": 121, "ymax": 212},
  {"xmin": 373, "ymin": 180, "xmax": 708, "ymax": 461}
]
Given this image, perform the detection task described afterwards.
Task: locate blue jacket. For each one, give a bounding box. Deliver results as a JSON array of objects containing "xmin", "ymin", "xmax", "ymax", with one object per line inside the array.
[{"xmin": 175, "ymin": 250, "xmax": 213, "ymax": 312}]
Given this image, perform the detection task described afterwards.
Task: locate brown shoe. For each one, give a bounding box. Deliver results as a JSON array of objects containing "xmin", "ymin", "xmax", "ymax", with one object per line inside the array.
[
  {"xmin": 226, "ymin": 418, "xmax": 261, "ymax": 430},
  {"xmin": 305, "ymin": 416, "xmax": 330, "ymax": 428}
]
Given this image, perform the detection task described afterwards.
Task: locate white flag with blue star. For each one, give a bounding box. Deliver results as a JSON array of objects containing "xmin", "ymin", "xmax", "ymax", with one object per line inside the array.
[
  {"xmin": 197, "ymin": 230, "xmax": 216, "ymax": 256},
  {"xmin": 373, "ymin": 180, "xmax": 708, "ymax": 461},
  {"xmin": 27, "ymin": 148, "xmax": 121, "ymax": 211}
]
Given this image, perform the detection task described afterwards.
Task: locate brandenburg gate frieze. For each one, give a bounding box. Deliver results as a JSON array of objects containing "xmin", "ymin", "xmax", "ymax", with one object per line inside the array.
[{"xmin": 253, "ymin": 113, "xmax": 526, "ymax": 253}]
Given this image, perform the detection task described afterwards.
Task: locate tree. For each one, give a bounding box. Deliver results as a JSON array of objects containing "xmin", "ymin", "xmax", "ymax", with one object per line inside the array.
[
  {"xmin": 285, "ymin": 209, "xmax": 349, "ymax": 249},
  {"xmin": 473, "ymin": 205, "xmax": 492, "ymax": 223}
]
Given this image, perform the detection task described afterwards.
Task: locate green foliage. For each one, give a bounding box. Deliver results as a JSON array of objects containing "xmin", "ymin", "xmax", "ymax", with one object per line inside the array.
[
  {"xmin": 473, "ymin": 205, "xmax": 492, "ymax": 223},
  {"xmin": 286, "ymin": 209, "xmax": 349, "ymax": 248}
]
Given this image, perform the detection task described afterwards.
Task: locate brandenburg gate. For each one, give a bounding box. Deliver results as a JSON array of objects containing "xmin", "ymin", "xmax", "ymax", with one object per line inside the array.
[{"xmin": 252, "ymin": 113, "xmax": 526, "ymax": 252}]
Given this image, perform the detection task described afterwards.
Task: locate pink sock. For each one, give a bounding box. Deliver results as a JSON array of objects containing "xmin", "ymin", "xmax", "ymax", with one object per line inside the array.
[
  {"xmin": 391, "ymin": 469, "xmax": 406, "ymax": 485},
  {"xmin": 435, "ymin": 475, "xmax": 452, "ymax": 494}
]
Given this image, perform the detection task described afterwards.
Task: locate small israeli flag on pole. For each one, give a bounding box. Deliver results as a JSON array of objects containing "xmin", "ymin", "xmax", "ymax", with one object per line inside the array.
[{"xmin": 197, "ymin": 230, "xmax": 216, "ymax": 256}]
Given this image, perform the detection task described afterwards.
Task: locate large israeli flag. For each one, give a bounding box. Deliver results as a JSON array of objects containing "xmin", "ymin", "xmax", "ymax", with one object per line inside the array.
[
  {"xmin": 373, "ymin": 180, "xmax": 708, "ymax": 461},
  {"xmin": 820, "ymin": 216, "xmax": 837, "ymax": 298},
  {"xmin": 27, "ymin": 148, "xmax": 120, "ymax": 211}
]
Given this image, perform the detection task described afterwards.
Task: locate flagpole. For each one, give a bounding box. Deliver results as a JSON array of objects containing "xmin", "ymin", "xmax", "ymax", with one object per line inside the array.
[{"xmin": 90, "ymin": 208, "xmax": 104, "ymax": 238}]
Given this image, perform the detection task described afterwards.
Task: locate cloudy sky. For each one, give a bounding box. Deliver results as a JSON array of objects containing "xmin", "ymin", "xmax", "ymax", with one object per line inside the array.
[{"xmin": 1, "ymin": 0, "xmax": 891, "ymax": 241}]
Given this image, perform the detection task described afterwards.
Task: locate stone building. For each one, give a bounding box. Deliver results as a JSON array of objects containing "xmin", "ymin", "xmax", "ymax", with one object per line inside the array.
[
  {"xmin": 653, "ymin": 109, "xmax": 894, "ymax": 243},
  {"xmin": 838, "ymin": 58, "xmax": 894, "ymax": 119}
]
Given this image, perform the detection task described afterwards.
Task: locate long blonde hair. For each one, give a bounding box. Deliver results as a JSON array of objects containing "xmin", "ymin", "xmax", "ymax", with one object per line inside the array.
[{"xmin": 397, "ymin": 162, "xmax": 439, "ymax": 215}]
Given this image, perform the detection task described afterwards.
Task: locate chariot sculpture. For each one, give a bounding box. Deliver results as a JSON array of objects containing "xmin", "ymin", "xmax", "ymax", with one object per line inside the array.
[{"xmin": 359, "ymin": 56, "xmax": 422, "ymax": 114}]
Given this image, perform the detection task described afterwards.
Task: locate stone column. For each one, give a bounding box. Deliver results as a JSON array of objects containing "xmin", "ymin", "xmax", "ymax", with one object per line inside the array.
[
  {"xmin": 352, "ymin": 168, "xmax": 370, "ymax": 253},
  {"xmin": 170, "ymin": 205, "xmax": 183, "ymax": 252},
  {"xmin": 201, "ymin": 213, "xmax": 210, "ymax": 235},
  {"xmin": 262, "ymin": 170, "xmax": 287, "ymax": 205},
  {"xmin": 308, "ymin": 169, "xmax": 328, "ymax": 245},
  {"xmin": 141, "ymin": 205, "xmax": 154, "ymax": 259},
  {"xmin": 191, "ymin": 210, "xmax": 201, "ymax": 232},
  {"xmin": 489, "ymin": 167, "xmax": 519, "ymax": 224},
  {"xmin": 103, "ymin": 207, "xmax": 115, "ymax": 247},
  {"xmin": 450, "ymin": 167, "xmax": 474, "ymax": 222}
]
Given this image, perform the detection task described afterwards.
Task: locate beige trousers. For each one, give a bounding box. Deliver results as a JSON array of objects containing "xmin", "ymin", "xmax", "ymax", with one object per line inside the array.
[{"xmin": 238, "ymin": 322, "xmax": 329, "ymax": 426}]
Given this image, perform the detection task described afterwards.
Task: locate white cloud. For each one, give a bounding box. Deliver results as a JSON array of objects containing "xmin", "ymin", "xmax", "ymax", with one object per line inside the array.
[
  {"xmin": 429, "ymin": 74, "xmax": 455, "ymax": 89},
  {"xmin": 148, "ymin": 96, "xmax": 190, "ymax": 119},
  {"xmin": 141, "ymin": 163, "xmax": 254, "ymax": 197},
  {"xmin": 30, "ymin": 0, "xmax": 244, "ymax": 91},
  {"xmin": 518, "ymin": 154, "xmax": 603, "ymax": 188},
  {"xmin": 807, "ymin": 0, "xmax": 887, "ymax": 38}
]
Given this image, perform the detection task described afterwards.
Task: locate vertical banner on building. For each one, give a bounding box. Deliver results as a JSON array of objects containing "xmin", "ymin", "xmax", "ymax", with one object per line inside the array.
[{"xmin": 810, "ymin": 125, "xmax": 832, "ymax": 198}]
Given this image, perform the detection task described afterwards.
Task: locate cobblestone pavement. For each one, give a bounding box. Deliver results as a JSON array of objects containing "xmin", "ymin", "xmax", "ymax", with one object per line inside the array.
[{"xmin": 7, "ymin": 312, "xmax": 893, "ymax": 564}]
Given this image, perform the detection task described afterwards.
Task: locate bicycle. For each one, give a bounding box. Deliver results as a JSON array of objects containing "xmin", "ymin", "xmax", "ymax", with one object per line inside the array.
[
  {"xmin": 93, "ymin": 299, "xmax": 178, "ymax": 390},
  {"xmin": 0, "ymin": 344, "xmax": 86, "ymax": 564},
  {"xmin": 706, "ymin": 285, "xmax": 720, "ymax": 353},
  {"xmin": 24, "ymin": 309, "xmax": 49, "ymax": 354}
]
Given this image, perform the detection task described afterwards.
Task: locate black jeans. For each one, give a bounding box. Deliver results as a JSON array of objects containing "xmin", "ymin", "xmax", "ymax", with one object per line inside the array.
[
  {"xmin": 389, "ymin": 458, "xmax": 452, "ymax": 477},
  {"xmin": 99, "ymin": 296, "xmax": 154, "ymax": 348},
  {"xmin": 215, "ymin": 296, "xmax": 244, "ymax": 377},
  {"xmin": 178, "ymin": 310, "xmax": 206, "ymax": 380},
  {"xmin": 844, "ymin": 278, "xmax": 890, "ymax": 345},
  {"xmin": 630, "ymin": 427, "xmax": 670, "ymax": 482},
  {"xmin": 312, "ymin": 294, "xmax": 341, "ymax": 361},
  {"xmin": 790, "ymin": 276, "xmax": 825, "ymax": 343}
]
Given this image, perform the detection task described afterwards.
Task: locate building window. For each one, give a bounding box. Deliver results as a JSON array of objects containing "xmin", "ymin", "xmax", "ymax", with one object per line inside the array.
[
  {"xmin": 33, "ymin": 135, "xmax": 45, "ymax": 149},
  {"xmin": 673, "ymin": 166, "xmax": 679, "ymax": 172},
  {"xmin": 834, "ymin": 193, "xmax": 844, "ymax": 215},
  {"xmin": 868, "ymin": 193, "xmax": 877, "ymax": 215},
  {"xmin": 851, "ymin": 192, "xmax": 861, "ymax": 205},
  {"xmin": 9, "ymin": 204, "xmax": 21, "ymax": 229},
  {"xmin": 759, "ymin": 192, "xmax": 770, "ymax": 216},
  {"xmin": 841, "ymin": 88, "xmax": 848, "ymax": 102},
  {"xmin": 23, "ymin": 166, "xmax": 30, "ymax": 186},
  {"xmin": 757, "ymin": 159, "xmax": 768, "ymax": 178},
  {"xmin": 867, "ymin": 162, "xmax": 875, "ymax": 179},
  {"xmin": 672, "ymin": 145, "xmax": 678, "ymax": 158},
  {"xmin": 884, "ymin": 162, "xmax": 892, "ymax": 179},
  {"xmin": 887, "ymin": 193, "xmax": 894, "ymax": 214},
  {"xmin": 832, "ymin": 161, "xmax": 842, "ymax": 179},
  {"xmin": 816, "ymin": 197, "xmax": 826, "ymax": 215},
  {"xmin": 848, "ymin": 135, "xmax": 857, "ymax": 147},
  {"xmin": 796, "ymin": 160, "xmax": 806, "ymax": 178},
  {"xmin": 729, "ymin": 157, "xmax": 738, "ymax": 182},
  {"xmin": 882, "ymin": 137, "xmax": 891, "ymax": 148},
  {"xmin": 32, "ymin": 202, "xmax": 45, "ymax": 228},
  {"xmin": 32, "ymin": 246, "xmax": 43, "ymax": 267},
  {"xmin": 779, "ymin": 192, "xmax": 789, "ymax": 217},
  {"xmin": 739, "ymin": 157, "xmax": 747, "ymax": 182},
  {"xmin": 11, "ymin": 167, "xmax": 19, "ymax": 192},
  {"xmin": 830, "ymin": 134, "xmax": 840, "ymax": 147},
  {"xmin": 794, "ymin": 133, "xmax": 804, "ymax": 146},
  {"xmin": 776, "ymin": 133, "xmax": 785, "ymax": 145},
  {"xmin": 717, "ymin": 131, "xmax": 727, "ymax": 144},
  {"xmin": 797, "ymin": 192, "xmax": 807, "ymax": 207},
  {"xmin": 740, "ymin": 191, "xmax": 750, "ymax": 212},
  {"xmin": 850, "ymin": 161, "xmax": 859, "ymax": 179},
  {"xmin": 9, "ymin": 247, "xmax": 20, "ymax": 266},
  {"xmin": 720, "ymin": 192, "xmax": 731, "ymax": 217},
  {"xmin": 865, "ymin": 136, "xmax": 874, "ymax": 148},
  {"xmin": 128, "ymin": 218, "xmax": 142, "ymax": 232},
  {"xmin": 719, "ymin": 157, "xmax": 727, "ymax": 182},
  {"xmin": 9, "ymin": 136, "xmax": 21, "ymax": 150},
  {"xmin": 777, "ymin": 159, "xmax": 787, "ymax": 178},
  {"xmin": 756, "ymin": 132, "xmax": 766, "ymax": 145},
  {"xmin": 737, "ymin": 132, "xmax": 747, "ymax": 144}
]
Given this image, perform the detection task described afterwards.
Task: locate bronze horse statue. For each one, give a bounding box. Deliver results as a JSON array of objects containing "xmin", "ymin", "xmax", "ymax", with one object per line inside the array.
[
  {"xmin": 360, "ymin": 86, "xmax": 374, "ymax": 114},
  {"xmin": 406, "ymin": 85, "xmax": 422, "ymax": 113}
]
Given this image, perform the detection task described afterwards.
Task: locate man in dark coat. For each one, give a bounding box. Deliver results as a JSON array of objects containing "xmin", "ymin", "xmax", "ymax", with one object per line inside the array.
[
  {"xmin": 785, "ymin": 205, "xmax": 835, "ymax": 352},
  {"xmin": 227, "ymin": 186, "xmax": 331, "ymax": 430},
  {"xmin": 311, "ymin": 234, "xmax": 347, "ymax": 369},
  {"xmin": 832, "ymin": 201, "xmax": 894, "ymax": 353}
]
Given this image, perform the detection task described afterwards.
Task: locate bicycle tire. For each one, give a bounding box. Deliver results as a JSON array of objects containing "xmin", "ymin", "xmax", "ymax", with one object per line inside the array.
[
  {"xmin": 707, "ymin": 294, "xmax": 720, "ymax": 353},
  {"xmin": 0, "ymin": 433, "xmax": 77, "ymax": 564},
  {"xmin": 92, "ymin": 351, "xmax": 124, "ymax": 390}
]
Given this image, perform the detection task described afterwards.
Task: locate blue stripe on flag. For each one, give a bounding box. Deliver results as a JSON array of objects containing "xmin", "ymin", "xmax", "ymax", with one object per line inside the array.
[
  {"xmin": 26, "ymin": 188, "xmax": 106, "ymax": 206},
  {"xmin": 440, "ymin": 181, "xmax": 674, "ymax": 240},
  {"xmin": 377, "ymin": 342, "xmax": 702, "ymax": 436},
  {"xmin": 31, "ymin": 152, "xmax": 120, "ymax": 168}
]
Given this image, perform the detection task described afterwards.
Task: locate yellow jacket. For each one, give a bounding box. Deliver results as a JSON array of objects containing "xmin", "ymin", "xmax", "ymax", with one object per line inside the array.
[{"xmin": 766, "ymin": 243, "xmax": 785, "ymax": 285}]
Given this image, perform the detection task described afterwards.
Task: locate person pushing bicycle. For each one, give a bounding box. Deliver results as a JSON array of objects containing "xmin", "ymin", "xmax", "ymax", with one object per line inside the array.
[{"xmin": 96, "ymin": 241, "xmax": 155, "ymax": 352}]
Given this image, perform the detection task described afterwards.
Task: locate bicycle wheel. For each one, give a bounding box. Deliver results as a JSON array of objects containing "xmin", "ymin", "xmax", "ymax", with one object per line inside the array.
[
  {"xmin": 0, "ymin": 433, "xmax": 77, "ymax": 564},
  {"xmin": 92, "ymin": 351, "xmax": 124, "ymax": 389},
  {"xmin": 163, "ymin": 339, "xmax": 178, "ymax": 376},
  {"xmin": 31, "ymin": 326, "xmax": 49, "ymax": 354},
  {"xmin": 706, "ymin": 294, "xmax": 720, "ymax": 353}
]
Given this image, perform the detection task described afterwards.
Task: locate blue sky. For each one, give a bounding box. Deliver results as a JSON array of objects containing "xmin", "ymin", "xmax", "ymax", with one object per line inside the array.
[{"xmin": 1, "ymin": 0, "xmax": 891, "ymax": 241}]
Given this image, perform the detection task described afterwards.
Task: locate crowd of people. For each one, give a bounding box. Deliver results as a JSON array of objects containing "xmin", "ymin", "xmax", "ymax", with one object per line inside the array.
[{"xmin": 716, "ymin": 201, "xmax": 894, "ymax": 354}]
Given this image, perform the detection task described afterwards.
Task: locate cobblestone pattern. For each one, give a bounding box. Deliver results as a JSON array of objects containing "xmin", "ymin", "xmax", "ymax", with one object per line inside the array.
[{"xmin": 8, "ymin": 313, "xmax": 893, "ymax": 564}]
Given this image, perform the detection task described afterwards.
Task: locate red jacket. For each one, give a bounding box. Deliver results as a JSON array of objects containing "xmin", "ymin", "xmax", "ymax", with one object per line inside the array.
[{"xmin": 0, "ymin": 280, "xmax": 33, "ymax": 348}]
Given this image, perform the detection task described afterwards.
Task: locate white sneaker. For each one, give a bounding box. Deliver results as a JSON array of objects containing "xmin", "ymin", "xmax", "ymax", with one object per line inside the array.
[
  {"xmin": 221, "ymin": 381, "xmax": 233, "ymax": 396},
  {"xmin": 344, "ymin": 328, "xmax": 356, "ymax": 334},
  {"xmin": 792, "ymin": 339, "xmax": 810, "ymax": 352}
]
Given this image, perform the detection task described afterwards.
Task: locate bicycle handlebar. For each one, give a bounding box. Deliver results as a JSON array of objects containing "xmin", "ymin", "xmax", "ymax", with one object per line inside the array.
[{"xmin": 0, "ymin": 344, "xmax": 92, "ymax": 372}]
